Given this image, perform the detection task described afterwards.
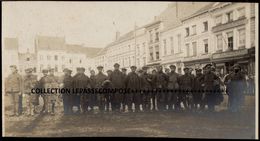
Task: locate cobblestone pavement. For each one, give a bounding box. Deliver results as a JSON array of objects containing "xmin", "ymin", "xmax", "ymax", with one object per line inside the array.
[{"xmin": 3, "ymin": 106, "xmax": 255, "ymax": 139}]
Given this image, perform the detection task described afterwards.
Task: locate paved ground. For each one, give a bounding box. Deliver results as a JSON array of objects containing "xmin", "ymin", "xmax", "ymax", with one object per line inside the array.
[{"xmin": 3, "ymin": 107, "xmax": 255, "ymax": 138}]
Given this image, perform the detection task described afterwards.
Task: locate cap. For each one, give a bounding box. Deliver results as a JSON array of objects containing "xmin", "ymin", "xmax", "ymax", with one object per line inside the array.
[
  {"xmin": 10, "ymin": 65, "xmax": 17, "ymax": 69},
  {"xmin": 169, "ymin": 65, "xmax": 176, "ymax": 68},
  {"xmin": 25, "ymin": 68, "xmax": 33, "ymax": 73},
  {"xmin": 42, "ymin": 69, "xmax": 48, "ymax": 73},
  {"xmin": 114, "ymin": 63, "xmax": 120, "ymax": 67},
  {"xmin": 195, "ymin": 68, "xmax": 202, "ymax": 72},
  {"xmin": 121, "ymin": 68, "xmax": 127, "ymax": 71},
  {"xmin": 183, "ymin": 67, "xmax": 189, "ymax": 71},
  {"xmin": 142, "ymin": 66, "xmax": 148, "ymax": 70},
  {"xmin": 205, "ymin": 64, "xmax": 212, "ymax": 68},
  {"xmin": 233, "ymin": 64, "xmax": 241, "ymax": 70},
  {"xmin": 97, "ymin": 66, "xmax": 104, "ymax": 69},
  {"xmin": 81, "ymin": 67, "xmax": 86, "ymax": 71},
  {"xmin": 130, "ymin": 66, "xmax": 137, "ymax": 69},
  {"xmin": 49, "ymin": 68, "xmax": 55, "ymax": 72},
  {"xmin": 106, "ymin": 70, "xmax": 112, "ymax": 73}
]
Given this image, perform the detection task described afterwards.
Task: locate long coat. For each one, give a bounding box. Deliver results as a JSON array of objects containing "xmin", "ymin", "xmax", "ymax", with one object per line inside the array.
[{"xmin": 5, "ymin": 73, "xmax": 23, "ymax": 93}]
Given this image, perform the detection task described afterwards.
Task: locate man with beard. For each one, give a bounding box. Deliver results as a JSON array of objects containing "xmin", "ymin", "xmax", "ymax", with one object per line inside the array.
[
  {"xmin": 109, "ymin": 63, "xmax": 125, "ymax": 113},
  {"xmin": 125, "ymin": 66, "xmax": 141, "ymax": 112}
]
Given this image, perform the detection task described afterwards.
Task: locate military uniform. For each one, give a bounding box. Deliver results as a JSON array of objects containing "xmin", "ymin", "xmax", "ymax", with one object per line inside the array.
[
  {"xmin": 36, "ymin": 70, "xmax": 48, "ymax": 113},
  {"xmin": 167, "ymin": 71, "xmax": 180, "ymax": 111},
  {"xmin": 155, "ymin": 70, "xmax": 169, "ymax": 111},
  {"xmin": 23, "ymin": 68, "xmax": 38, "ymax": 115},
  {"xmin": 61, "ymin": 69, "xmax": 73, "ymax": 115},
  {"xmin": 95, "ymin": 71, "xmax": 108, "ymax": 112},
  {"xmin": 5, "ymin": 65, "xmax": 23, "ymax": 116},
  {"xmin": 177, "ymin": 73, "xmax": 193, "ymax": 110},
  {"xmin": 125, "ymin": 70, "xmax": 141, "ymax": 112},
  {"xmin": 109, "ymin": 67, "xmax": 125, "ymax": 112},
  {"xmin": 73, "ymin": 70, "xmax": 91, "ymax": 113},
  {"xmin": 89, "ymin": 74, "xmax": 97, "ymax": 110},
  {"xmin": 193, "ymin": 70, "xmax": 204, "ymax": 110},
  {"xmin": 140, "ymin": 70, "xmax": 152, "ymax": 112}
]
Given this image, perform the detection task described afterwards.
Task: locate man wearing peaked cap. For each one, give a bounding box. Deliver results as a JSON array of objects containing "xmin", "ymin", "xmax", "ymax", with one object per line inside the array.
[
  {"xmin": 114, "ymin": 63, "xmax": 120, "ymax": 67},
  {"xmin": 121, "ymin": 68, "xmax": 127, "ymax": 71},
  {"xmin": 63, "ymin": 68, "xmax": 69, "ymax": 73},
  {"xmin": 169, "ymin": 65, "xmax": 176, "ymax": 69},
  {"xmin": 142, "ymin": 66, "xmax": 148, "ymax": 70},
  {"xmin": 130, "ymin": 66, "xmax": 137, "ymax": 69},
  {"xmin": 183, "ymin": 67, "xmax": 189, "ymax": 71},
  {"xmin": 25, "ymin": 68, "xmax": 33, "ymax": 73},
  {"xmin": 97, "ymin": 66, "xmax": 104, "ymax": 69}
]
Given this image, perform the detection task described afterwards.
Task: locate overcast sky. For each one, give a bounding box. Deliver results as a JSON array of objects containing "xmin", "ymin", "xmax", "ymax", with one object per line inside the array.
[{"xmin": 2, "ymin": 1, "xmax": 171, "ymax": 52}]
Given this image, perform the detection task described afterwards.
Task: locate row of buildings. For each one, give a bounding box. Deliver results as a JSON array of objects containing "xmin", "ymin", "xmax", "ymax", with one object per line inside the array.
[
  {"xmin": 94, "ymin": 2, "xmax": 257, "ymax": 76},
  {"xmin": 3, "ymin": 36, "xmax": 101, "ymax": 77}
]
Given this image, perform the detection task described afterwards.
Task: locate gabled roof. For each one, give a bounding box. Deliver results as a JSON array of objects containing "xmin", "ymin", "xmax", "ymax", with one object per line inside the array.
[
  {"xmin": 5, "ymin": 38, "xmax": 18, "ymax": 50},
  {"xmin": 66, "ymin": 44, "xmax": 102, "ymax": 58}
]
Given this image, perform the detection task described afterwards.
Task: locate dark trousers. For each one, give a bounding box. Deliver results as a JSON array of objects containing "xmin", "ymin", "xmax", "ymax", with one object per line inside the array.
[
  {"xmin": 111, "ymin": 93, "xmax": 123, "ymax": 112},
  {"xmin": 151, "ymin": 92, "xmax": 156, "ymax": 111},
  {"xmin": 62, "ymin": 95, "xmax": 72, "ymax": 114},
  {"xmin": 18, "ymin": 95, "xmax": 23, "ymax": 114},
  {"xmin": 142, "ymin": 93, "xmax": 151, "ymax": 111}
]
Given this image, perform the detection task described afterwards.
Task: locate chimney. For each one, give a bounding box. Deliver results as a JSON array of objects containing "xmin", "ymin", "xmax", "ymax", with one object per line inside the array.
[{"xmin": 115, "ymin": 31, "xmax": 120, "ymax": 40}]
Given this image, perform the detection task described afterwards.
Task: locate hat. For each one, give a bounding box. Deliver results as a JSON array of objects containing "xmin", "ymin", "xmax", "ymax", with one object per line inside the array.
[
  {"xmin": 137, "ymin": 69, "xmax": 143, "ymax": 73},
  {"xmin": 10, "ymin": 65, "xmax": 17, "ymax": 69},
  {"xmin": 233, "ymin": 64, "xmax": 241, "ymax": 70},
  {"xmin": 169, "ymin": 65, "xmax": 176, "ymax": 68},
  {"xmin": 42, "ymin": 69, "xmax": 48, "ymax": 73},
  {"xmin": 142, "ymin": 66, "xmax": 148, "ymax": 70},
  {"xmin": 114, "ymin": 63, "xmax": 120, "ymax": 67},
  {"xmin": 121, "ymin": 68, "xmax": 127, "ymax": 71},
  {"xmin": 183, "ymin": 67, "xmax": 189, "ymax": 71},
  {"xmin": 25, "ymin": 68, "xmax": 33, "ymax": 73},
  {"xmin": 106, "ymin": 70, "xmax": 112, "ymax": 73},
  {"xmin": 97, "ymin": 66, "xmax": 103, "ymax": 69},
  {"xmin": 81, "ymin": 67, "xmax": 86, "ymax": 71},
  {"xmin": 205, "ymin": 64, "xmax": 212, "ymax": 68},
  {"xmin": 130, "ymin": 66, "xmax": 137, "ymax": 69},
  {"xmin": 195, "ymin": 68, "xmax": 202, "ymax": 72},
  {"xmin": 76, "ymin": 67, "xmax": 81, "ymax": 71}
]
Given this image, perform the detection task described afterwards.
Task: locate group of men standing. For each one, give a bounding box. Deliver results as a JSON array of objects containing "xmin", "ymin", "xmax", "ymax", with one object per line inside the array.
[{"xmin": 4, "ymin": 62, "xmax": 248, "ymax": 116}]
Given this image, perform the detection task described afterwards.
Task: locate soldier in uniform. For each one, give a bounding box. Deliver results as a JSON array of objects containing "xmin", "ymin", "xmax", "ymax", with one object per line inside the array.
[
  {"xmin": 61, "ymin": 68, "xmax": 73, "ymax": 115},
  {"xmin": 95, "ymin": 66, "xmax": 108, "ymax": 113},
  {"xmin": 104, "ymin": 70, "xmax": 113, "ymax": 112},
  {"xmin": 168, "ymin": 65, "xmax": 180, "ymax": 111},
  {"xmin": 155, "ymin": 65, "xmax": 169, "ymax": 111},
  {"xmin": 202, "ymin": 64, "xmax": 223, "ymax": 112},
  {"xmin": 226, "ymin": 64, "xmax": 247, "ymax": 112},
  {"xmin": 125, "ymin": 66, "xmax": 141, "ymax": 112},
  {"xmin": 140, "ymin": 66, "xmax": 152, "ymax": 112},
  {"xmin": 45, "ymin": 68, "xmax": 60, "ymax": 115},
  {"xmin": 37, "ymin": 69, "xmax": 49, "ymax": 114},
  {"xmin": 176, "ymin": 67, "xmax": 193, "ymax": 111},
  {"xmin": 73, "ymin": 67, "xmax": 91, "ymax": 114},
  {"xmin": 5, "ymin": 65, "xmax": 23, "ymax": 116},
  {"xmin": 23, "ymin": 68, "xmax": 38, "ymax": 116},
  {"xmin": 89, "ymin": 70, "xmax": 96, "ymax": 112},
  {"xmin": 193, "ymin": 68, "xmax": 204, "ymax": 111},
  {"xmin": 109, "ymin": 63, "xmax": 125, "ymax": 113},
  {"xmin": 121, "ymin": 68, "xmax": 128, "ymax": 112}
]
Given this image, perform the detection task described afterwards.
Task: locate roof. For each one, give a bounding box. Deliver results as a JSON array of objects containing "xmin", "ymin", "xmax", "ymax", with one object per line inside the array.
[
  {"xmin": 66, "ymin": 44, "xmax": 102, "ymax": 58},
  {"xmin": 4, "ymin": 38, "xmax": 18, "ymax": 50},
  {"xmin": 36, "ymin": 35, "xmax": 65, "ymax": 50}
]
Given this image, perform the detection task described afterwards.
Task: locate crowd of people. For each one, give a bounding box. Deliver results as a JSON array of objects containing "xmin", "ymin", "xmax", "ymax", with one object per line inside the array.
[{"xmin": 4, "ymin": 62, "xmax": 251, "ymax": 117}]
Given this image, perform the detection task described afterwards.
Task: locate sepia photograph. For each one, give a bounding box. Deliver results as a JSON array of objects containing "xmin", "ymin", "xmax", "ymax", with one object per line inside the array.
[{"xmin": 2, "ymin": 1, "xmax": 259, "ymax": 139}]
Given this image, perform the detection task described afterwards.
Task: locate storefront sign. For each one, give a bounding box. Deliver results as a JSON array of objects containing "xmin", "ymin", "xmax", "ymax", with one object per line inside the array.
[{"xmin": 212, "ymin": 49, "xmax": 248, "ymax": 59}]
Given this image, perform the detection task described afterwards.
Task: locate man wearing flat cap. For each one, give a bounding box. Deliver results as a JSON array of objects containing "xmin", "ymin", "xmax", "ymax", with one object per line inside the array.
[
  {"xmin": 23, "ymin": 68, "xmax": 38, "ymax": 116},
  {"xmin": 5, "ymin": 65, "xmax": 23, "ymax": 116},
  {"xmin": 109, "ymin": 63, "xmax": 125, "ymax": 112},
  {"xmin": 61, "ymin": 68, "xmax": 73, "ymax": 115},
  {"xmin": 167, "ymin": 65, "xmax": 180, "ymax": 111},
  {"xmin": 125, "ymin": 65, "xmax": 141, "ymax": 112},
  {"xmin": 95, "ymin": 66, "xmax": 108, "ymax": 113},
  {"xmin": 226, "ymin": 64, "xmax": 246, "ymax": 112}
]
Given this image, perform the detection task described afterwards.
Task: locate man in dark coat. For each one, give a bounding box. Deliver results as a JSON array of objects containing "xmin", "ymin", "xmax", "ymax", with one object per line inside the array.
[
  {"xmin": 109, "ymin": 63, "xmax": 125, "ymax": 113},
  {"xmin": 140, "ymin": 66, "xmax": 152, "ymax": 112},
  {"xmin": 95, "ymin": 66, "xmax": 108, "ymax": 113},
  {"xmin": 73, "ymin": 67, "xmax": 91, "ymax": 114},
  {"xmin": 89, "ymin": 70, "xmax": 96, "ymax": 112},
  {"xmin": 226, "ymin": 64, "xmax": 247, "ymax": 112},
  {"xmin": 167, "ymin": 65, "xmax": 180, "ymax": 111},
  {"xmin": 151, "ymin": 69, "xmax": 157, "ymax": 111},
  {"xmin": 61, "ymin": 68, "xmax": 73, "ymax": 115},
  {"xmin": 105, "ymin": 70, "xmax": 113, "ymax": 112},
  {"xmin": 155, "ymin": 65, "xmax": 169, "ymax": 111},
  {"xmin": 176, "ymin": 67, "xmax": 193, "ymax": 111},
  {"xmin": 121, "ymin": 68, "xmax": 128, "ymax": 112},
  {"xmin": 36, "ymin": 69, "xmax": 48, "ymax": 114},
  {"xmin": 193, "ymin": 68, "xmax": 204, "ymax": 111},
  {"xmin": 125, "ymin": 66, "xmax": 141, "ymax": 112}
]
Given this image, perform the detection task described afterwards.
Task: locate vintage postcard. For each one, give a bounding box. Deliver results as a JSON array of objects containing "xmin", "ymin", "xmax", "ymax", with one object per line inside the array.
[{"xmin": 2, "ymin": 1, "xmax": 258, "ymax": 139}]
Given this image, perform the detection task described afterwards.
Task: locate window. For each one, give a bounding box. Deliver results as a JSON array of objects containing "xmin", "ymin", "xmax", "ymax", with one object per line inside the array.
[
  {"xmin": 227, "ymin": 32, "xmax": 234, "ymax": 50},
  {"xmin": 156, "ymin": 52, "xmax": 159, "ymax": 60},
  {"xmin": 128, "ymin": 45, "xmax": 131, "ymax": 51},
  {"xmin": 216, "ymin": 15, "xmax": 222, "ymax": 25},
  {"xmin": 55, "ymin": 65, "xmax": 58, "ymax": 72},
  {"xmin": 155, "ymin": 30, "xmax": 159, "ymax": 42},
  {"xmin": 217, "ymin": 34, "xmax": 223, "ymax": 50},
  {"xmin": 26, "ymin": 57, "xmax": 30, "ymax": 61},
  {"xmin": 170, "ymin": 37, "xmax": 174, "ymax": 54},
  {"xmin": 150, "ymin": 53, "xmax": 154, "ymax": 61},
  {"xmin": 238, "ymin": 28, "xmax": 246, "ymax": 47},
  {"xmin": 177, "ymin": 34, "xmax": 181, "ymax": 53},
  {"xmin": 47, "ymin": 55, "xmax": 51, "ymax": 60},
  {"xmin": 79, "ymin": 59, "xmax": 82, "ymax": 64},
  {"xmin": 203, "ymin": 21, "xmax": 208, "ymax": 32},
  {"xmin": 192, "ymin": 42, "xmax": 197, "ymax": 56},
  {"xmin": 69, "ymin": 59, "xmax": 72, "ymax": 64},
  {"xmin": 149, "ymin": 30, "xmax": 153, "ymax": 43},
  {"xmin": 54, "ymin": 55, "xmax": 58, "ymax": 61},
  {"xmin": 185, "ymin": 27, "xmax": 190, "ymax": 37},
  {"xmin": 143, "ymin": 43, "xmax": 146, "ymax": 54},
  {"xmin": 192, "ymin": 25, "xmax": 196, "ymax": 35},
  {"xmin": 204, "ymin": 39, "xmax": 209, "ymax": 53},
  {"xmin": 238, "ymin": 8, "xmax": 246, "ymax": 19},
  {"xmin": 186, "ymin": 44, "xmax": 190, "ymax": 57},
  {"xmin": 226, "ymin": 11, "xmax": 233, "ymax": 22},
  {"xmin": 163, "ymin": 39, "xmax": 167, "ymax": 55},
  {"xmin": 137, "ymin": 58, "xmax": 140, "ymax": 66}
]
